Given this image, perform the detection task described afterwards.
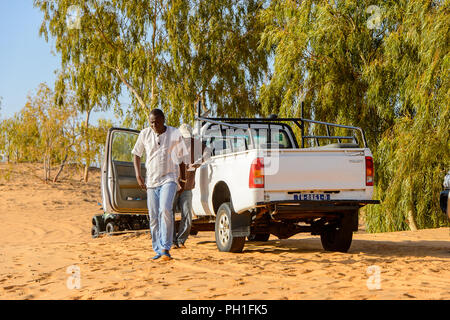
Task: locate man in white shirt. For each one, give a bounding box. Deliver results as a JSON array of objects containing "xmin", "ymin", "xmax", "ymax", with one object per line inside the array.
[{"xmin": 132, "ymin": 109, "xmax": 187, "ymax": 261}]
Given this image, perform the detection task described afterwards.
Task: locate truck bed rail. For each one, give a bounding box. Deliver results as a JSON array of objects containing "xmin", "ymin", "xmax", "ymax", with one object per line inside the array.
[{"xmin": 196, "ymin": 115, "xmax": 368, "ymax": 149}]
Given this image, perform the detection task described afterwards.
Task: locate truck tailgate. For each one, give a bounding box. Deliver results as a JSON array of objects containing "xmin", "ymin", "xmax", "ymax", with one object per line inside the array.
[{"xmin": 264, "ymin": 149, "xmax": 367, "ymax": 191}]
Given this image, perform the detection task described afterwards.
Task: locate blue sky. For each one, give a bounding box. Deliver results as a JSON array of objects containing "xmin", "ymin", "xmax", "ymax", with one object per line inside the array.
[{"xmin": 0, "ymin": 1, "xmax": 117, "ymax": 124}]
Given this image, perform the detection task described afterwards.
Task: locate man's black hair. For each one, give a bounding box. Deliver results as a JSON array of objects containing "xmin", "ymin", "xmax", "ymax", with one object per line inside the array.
[{"xmin": 150, "ymin": 108, "xmax": 165, "ymax": 119}]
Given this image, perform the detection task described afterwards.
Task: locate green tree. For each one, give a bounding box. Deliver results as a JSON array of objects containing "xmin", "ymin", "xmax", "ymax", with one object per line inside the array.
[
  {"xmin": 258, "ymin": 0, "xmax": 449, "ymax": 231},
  {"xmin": 53, "ymin": 73, "xmax": 112, "ymax": 183},
  {"xmin": 51, "ymin": 84, "xmax": 82, "ymax": 182},
  {"xmin": 365, "ymin": 0, "xmax": 449, "ymax": 231},
  {"xmin": 92, "ymin": 118, "xmax": 114, "ymax": 167},
  {"xmin": 35, "ymin": 0, "xmax": 172, "ymax": 127},
  {"xmin": 23, "ymin": 83, "xmax": 78, "ymax": 182},
  {"xmin": 0, "ymin": 117, "xmax": 20, "ymax": 163},
  {"xmin": 259, "ymin": 0, "xmax": 393, "ymax": 146},
  {"xmin": 163, "ymin": 0, "xmax": 269, "ymax": 124},
  {"xmin": 0, "ymin": 106, "xmax": 41, "ymax": 164},
  {"xmin": 74, "ymin": 117, "xmax": 113, "ymax": 181},
  {"xmin": 16, "ymin": 102, "xmax": 42, "ymax": 163},
  {"xmin": 35, "ymin": 0, "xmax": 269, "ymax": 130},
  {"xmin": 0, "ymin": 83, "xmax": 111, "ymax": 183}
]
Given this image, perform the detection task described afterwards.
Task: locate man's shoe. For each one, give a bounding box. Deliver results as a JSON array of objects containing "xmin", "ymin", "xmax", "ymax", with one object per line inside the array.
[
  {"xmin": 161, "ymin": 251, "xmax": 173, "ymax": 261},
  {"xmin": 178, "ymin": 243, "xmax": 186, "ymax": 249},
  {"xmin": 151, "ymin": 254, "xmax": 162, "ymax": 260},
  {"xmin": 172, "ymin": 243, "xmax": 179, "ymax": 249}
]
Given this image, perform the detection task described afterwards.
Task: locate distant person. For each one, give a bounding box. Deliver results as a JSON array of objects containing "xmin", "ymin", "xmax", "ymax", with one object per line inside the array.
[
  {"xmin": 173, "ymin": 123, "xmax": 211, "ymax": 249},
  {"xmin": 132, "ymin": 109, "xmax": 187, "ymax": 261}
]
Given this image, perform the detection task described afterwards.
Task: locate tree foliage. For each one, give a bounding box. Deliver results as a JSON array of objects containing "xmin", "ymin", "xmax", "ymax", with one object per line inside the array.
[
  {"xmin": 364, "ymin": 0, "xmax": 449, "ymax": 231},
  {"xmin": 0, "ymin": 83, "xmax": 112, "ymax": 182},
  {"xmin": 258, "ymin": 0, "xmax": 449, "ymax": 231},
  {"xmin": 34, "ymin": 0, "xmax": 269, "ymax": 129},
  {"xmin": 163, "ymin": 0, "xmax": 269, "ymax": 124}
]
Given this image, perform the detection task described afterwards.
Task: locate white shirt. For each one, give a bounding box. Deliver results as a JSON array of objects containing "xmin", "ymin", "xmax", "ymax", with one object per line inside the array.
[{"xmin": 131, "ymin": 126, "xmax": 187, "ymax": 188}]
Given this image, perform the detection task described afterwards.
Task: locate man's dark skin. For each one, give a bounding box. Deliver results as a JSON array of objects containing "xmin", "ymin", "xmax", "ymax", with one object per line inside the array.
[{"xmin": 133, "ymin": 112, "xmax": 185, "ymax": 192}]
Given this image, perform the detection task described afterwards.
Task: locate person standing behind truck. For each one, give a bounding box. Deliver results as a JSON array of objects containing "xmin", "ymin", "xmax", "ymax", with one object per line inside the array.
[
  {"xmin": 173, "ymin": 123, "xmax": 211, "ymax": 249},
  {"xmin": 132, "ymin": 108, "xmax": 187, "ymax": 261}
]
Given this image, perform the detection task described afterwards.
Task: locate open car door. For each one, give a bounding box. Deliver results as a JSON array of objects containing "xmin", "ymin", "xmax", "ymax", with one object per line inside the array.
[{"xmin": 101, "ymin": 127, "xmax": 148, "ymax": 214}]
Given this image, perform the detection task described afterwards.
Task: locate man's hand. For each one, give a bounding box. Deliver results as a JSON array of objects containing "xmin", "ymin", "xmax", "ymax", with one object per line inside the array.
[
  {"xmin": 177, "ymin": 177, "xmax": 186, "ymax": 193},
  {"xmin": 133, "ymin": 155, "xmax": 146, "ymax": 191},
  {"xmin": 187, "ymin": 163, "xmax": 201, "ymax": 171},
  {"xmin": 137, "ymin": 175, "xmax": 147, "ymax": 191}
]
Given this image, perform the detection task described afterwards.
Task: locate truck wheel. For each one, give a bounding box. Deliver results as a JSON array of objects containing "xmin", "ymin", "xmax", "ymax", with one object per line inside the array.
[
  {"xmin": 105, "ymin": 222, "xmax": 118, "ymax": 235},
  {"xmin": 91, "ymin": 225, "xmax": 100, "ymax": 238},
  {"xmin": 215, "ymin": 202, "xmax": 245, "ymax": 253},
  {"xmin": 247, "ymin": 233, "xmax": 270, "ymax": 241},
  {"xmin": 320, "ymin": 215, "xmax": 353, "ymax": 252}
]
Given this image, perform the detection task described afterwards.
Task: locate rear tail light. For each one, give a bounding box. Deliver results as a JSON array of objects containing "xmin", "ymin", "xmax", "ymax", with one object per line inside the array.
[
  {"xmin": 249, "ymin": 157, "xmax": 264, "ymax": 188},
  {"xmin": 365, "ymin": 156, "xmax": 374, "ymax": 186}
]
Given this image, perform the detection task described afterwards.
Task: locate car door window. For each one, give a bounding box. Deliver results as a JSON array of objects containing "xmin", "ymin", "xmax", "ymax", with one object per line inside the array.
[{"xmin": 111, "ymin": 131, "xmax": 146, "ymax": 163}]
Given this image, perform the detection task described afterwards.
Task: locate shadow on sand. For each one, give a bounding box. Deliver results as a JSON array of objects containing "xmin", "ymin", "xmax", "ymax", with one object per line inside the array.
[{"xmin": 198, "ymin": 237, "xmax": 450, "ymax": 259}]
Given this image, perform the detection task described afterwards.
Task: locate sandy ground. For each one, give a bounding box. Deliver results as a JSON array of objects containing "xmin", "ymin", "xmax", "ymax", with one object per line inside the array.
[{"xmin": 0, "ymin": 163, "xmax": 449, "ymax": 300}]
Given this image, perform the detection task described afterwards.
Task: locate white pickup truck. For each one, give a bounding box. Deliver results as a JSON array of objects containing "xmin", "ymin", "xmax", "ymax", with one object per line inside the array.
[{"xmin": 92, "ymin": 113, "xmax": 379, "ymax": 254}]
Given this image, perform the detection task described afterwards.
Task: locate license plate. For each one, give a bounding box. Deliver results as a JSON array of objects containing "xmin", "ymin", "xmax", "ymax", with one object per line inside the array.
[{"xmin": 293, "ymin": 193, "xmax": 330, "ymax": 201}]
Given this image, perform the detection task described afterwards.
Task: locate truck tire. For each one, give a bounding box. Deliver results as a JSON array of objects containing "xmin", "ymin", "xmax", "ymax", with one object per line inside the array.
[
  {"xmin": 320, "ymin": 213, "xmax": 354, "ymax": 252},
  {"xmin": 105, "ymin": 221, "xmax": 118, "ymax": 235},
  {"xmin": 91, "ymin": 225, "xmax": 100, "ymax": 238},
  {"xmin": 247, "ymin": 233, "xmax": 270, "ymax": 241},
  {"xmin": 91, "ymin": 215, "xmax": 104, "ymax": 238},
  {"xmin": 215, "ymin": 202, "xmax": 245, "ymax": 253}
]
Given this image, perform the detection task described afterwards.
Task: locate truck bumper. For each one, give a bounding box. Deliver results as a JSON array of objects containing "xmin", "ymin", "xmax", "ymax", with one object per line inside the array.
[
  {"xmin": 255, "ymin": 199, "xmax": 380, "ymax": 226},
  {"xmin": 256, "ymin": 199, "xmax": 380, "ymax": 210}
]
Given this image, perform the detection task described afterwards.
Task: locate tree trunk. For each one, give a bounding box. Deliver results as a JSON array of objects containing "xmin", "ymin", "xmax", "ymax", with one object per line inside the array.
[
  {"xmin": 43, "ymin": 155, "xmax": 50, "ymax": 183},
  {"xmin": 151, "ymin": 76, "xmax": 155, "ymax": 109},
  {"xmin": 53, "ymin": 153, "xmax": 68, "ymax": 183},
  {"xmin": 43, "ymin": 156, "xmax": 47, "ymax": 182},
  {"xmin": 48, "ymin": 157, "xmax": 51, "ymax": 182},
  {"xmin": 407, "ymin": 210, "xmax": 418, "ymax": 231},
  {"xmin": 83, "ymin": 165, "xmax": 89, "ymax": 183},
  {"xmin": 83, "ymin": 110, "xmax": 91, "ymax": 183},
  {"xmin": 201, "ymin": 93, "xmax": 207, "ymax": 113},
  {"xmin": 6, "ymin": 143, "xmax": 10, "ymax": 163},
  {"xmin": 116, "ymin": 69, "xmax": 148, "ymax": 117}
]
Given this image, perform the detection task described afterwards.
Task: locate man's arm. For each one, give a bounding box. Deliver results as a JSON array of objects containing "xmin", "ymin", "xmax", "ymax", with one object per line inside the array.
[
  {"xmin": 188, "ymin": 140, "xmax": 211, "ymax": 169},
  {"xmin": 133, "ymin": 154, "xmax": 146, "ymax": 190},
  {"xmin": 178, "ymin": 162, "xmax": 186, "ymax": 191}
]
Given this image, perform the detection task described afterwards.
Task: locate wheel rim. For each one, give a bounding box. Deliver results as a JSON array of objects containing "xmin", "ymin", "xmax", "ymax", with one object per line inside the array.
[
  {"xmin": 106, "ymin": 223, "xmax": 114, "ymax": 233},
  {"xmin": 218, "ymin": 212, "xmax": 230, "ymax": 246}
]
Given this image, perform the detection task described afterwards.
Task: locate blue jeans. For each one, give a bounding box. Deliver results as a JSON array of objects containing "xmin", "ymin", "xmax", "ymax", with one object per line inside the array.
[
  {"xmin": 173, "ymin": 190, "xmax": 193, "ymax": 245},
  {"xmin": 147, "ymin": 181, "xmax": 178, "ymax": 255}
]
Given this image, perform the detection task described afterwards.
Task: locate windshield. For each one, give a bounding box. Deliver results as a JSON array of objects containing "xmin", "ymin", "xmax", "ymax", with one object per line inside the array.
[{"xmin": 204, "ymin": 125, "xmax": 293, "ymax": 155}]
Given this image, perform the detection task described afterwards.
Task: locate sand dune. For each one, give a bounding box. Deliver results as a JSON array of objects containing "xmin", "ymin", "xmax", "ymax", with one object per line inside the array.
[{"xmin": 0, "ymin": 163, "xmax": 449, "ymax": 300}]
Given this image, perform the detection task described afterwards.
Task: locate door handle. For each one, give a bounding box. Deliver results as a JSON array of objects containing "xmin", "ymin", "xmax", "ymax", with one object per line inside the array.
[{"xmin": 345, "ymin": 151, "xmax": 364, "ymax": 156}]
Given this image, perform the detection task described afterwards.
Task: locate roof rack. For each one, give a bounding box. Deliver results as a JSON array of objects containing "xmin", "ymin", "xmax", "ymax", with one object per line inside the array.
[{"xmin": 194, "ymin": 101, "xmax": 368, "ymax": 148}]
